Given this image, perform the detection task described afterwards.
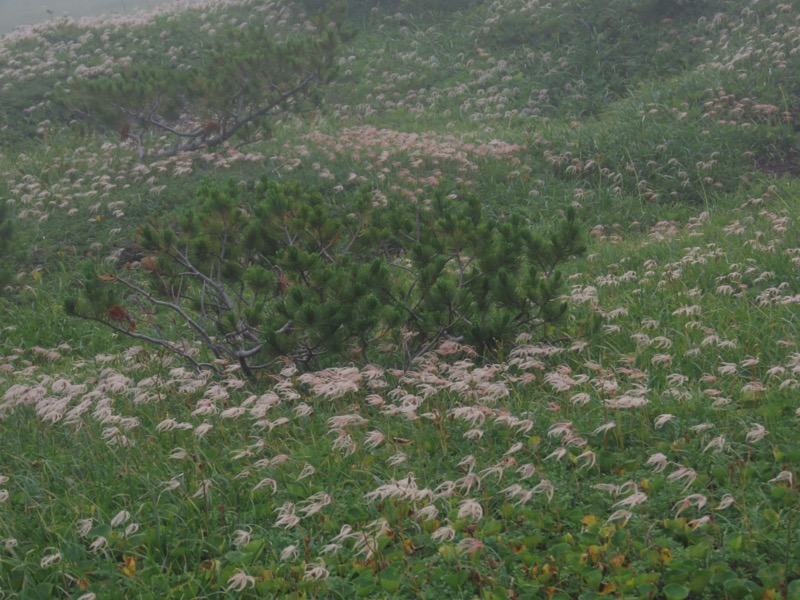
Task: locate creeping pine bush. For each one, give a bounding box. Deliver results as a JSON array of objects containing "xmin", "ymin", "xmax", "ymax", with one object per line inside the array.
[{"xmin": 67, "ymin": 177, "xmax": 584, "ymax": 373}]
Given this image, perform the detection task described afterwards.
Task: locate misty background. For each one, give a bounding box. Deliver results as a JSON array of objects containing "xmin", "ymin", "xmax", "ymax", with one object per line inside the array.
[{"xmin": 1, "ymin": 0, "xmax": 173, "ymax": 34}]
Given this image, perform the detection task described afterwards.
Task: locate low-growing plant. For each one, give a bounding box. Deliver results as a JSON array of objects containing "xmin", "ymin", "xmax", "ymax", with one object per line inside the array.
[{"xmin": 66, "ymin": 177, "xmax": 584, "ymax": 373}]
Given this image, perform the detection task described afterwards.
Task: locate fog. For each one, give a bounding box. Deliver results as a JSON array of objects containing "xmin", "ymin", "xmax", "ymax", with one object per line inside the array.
[{"xmin": 1, "ymin": 0, "xmax": 174, "ymax": 34}]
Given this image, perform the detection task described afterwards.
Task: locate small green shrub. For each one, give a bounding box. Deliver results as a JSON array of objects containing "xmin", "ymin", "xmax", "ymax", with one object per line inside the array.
[{"xmin": 67, "ymin": 177, "xmax": 584, "ymax": 373}]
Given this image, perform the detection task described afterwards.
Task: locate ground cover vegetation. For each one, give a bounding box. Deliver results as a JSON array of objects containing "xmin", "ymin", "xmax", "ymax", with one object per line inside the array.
[{"xmin": 1, "ymin": 0, "xmax": 799, "ymax": 597}]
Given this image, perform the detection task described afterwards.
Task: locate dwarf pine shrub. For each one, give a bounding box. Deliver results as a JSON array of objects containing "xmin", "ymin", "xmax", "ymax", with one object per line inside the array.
[{"xmin": 66, "ymin": 177, "xmax": 584, "ymax": 373}]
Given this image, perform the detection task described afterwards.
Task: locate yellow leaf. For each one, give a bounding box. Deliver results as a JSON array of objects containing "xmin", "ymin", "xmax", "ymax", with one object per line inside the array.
[
  {"xmin": 120, "ymin": 555, "xmax": 136, "ymax": 577},
  {"xmin": 599, "ymin": 525, "xmax": 617, "ymax": 538},
  {"xmin": 599, "ymin": 582, "xmax": 616, "ymax": 596},
  {"xmin": 542, "ymin": 563, "xmax": 558, "ymax": 576},
  {"xmin": 581, "ymin": 515, "xmax": 598, "ymax": 528},
  {"xmin": 199, "ymin": 559, "xmax": 219, "ymax": 572},
  {"xmin": 353, "ymin": 558, "xmax": 376, "ymax": 569},
  {"xmin": 438, "ymin": 545, "xmax": 458, "ymax": 561},
  {"xmin": 609, "ymin": 554, "xmax": 626, "ymax": 568},
  {"xmin": 586, "ymin": 545, "xmax": 602, "ymax": 563},
  {"xmin": 660, "ymin": 547, "xmax": 672, "ymax": 564},
  {"xmin": 537, "ymin": 563, "xmax": 558, "ymax": 584}
]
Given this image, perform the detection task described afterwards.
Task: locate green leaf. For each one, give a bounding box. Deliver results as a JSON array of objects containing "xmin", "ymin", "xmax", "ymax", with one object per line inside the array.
[
  {"xmin": 354, "ymin": 580, "xmax": 378, "ymax": 598},
  {"xmin": 688, "ymin": 569, "xmax": 711, "ymax": 594},
  {"xmin": 758, "ymin": 564, "xmax": 785, "ymax": 589},
  {"xmin": 379, "ymin": 576, "xmax": 401, "ymax": 594},
  {"xmin": 581, "ymin": 567, "xmax": 603, "ymax": 589},
  {"xmin": 27, "ymin": 583, "xmax": 54, "ymax": 600},
  {"xmin": 685, "ymin": 541, "xmax": 710, "ymax": 559},
  {"xmin": 224, "ymin": 550, "xmax": 249, "ymax": 564},
  {"xmin": 444, "ymin": 570, "xmax": 469, "ymax": 589},
  {"xmin": 723, "ymin": 577, "xmax": 758, "ymax": 599},
  {"xmin": 662, "ymin": 583, "xmax": 690, "ymax": 600},
  {"xmin": 725, "ymin": 533, "xmax": 743, "ymax": 551},
  {"xmin": 481, "ymin": 518, "xmax": 504, "ymax": 536}
]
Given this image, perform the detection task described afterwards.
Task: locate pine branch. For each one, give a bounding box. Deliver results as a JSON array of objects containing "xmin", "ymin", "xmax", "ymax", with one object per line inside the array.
[
  {"xmin": 73, "ymin": 312, "xmax": 219, "ymax": 375},
  {"xmin": 104, "ymin": 274, "xmax": 227, "ymax": 360},
  {"xmin": 148, "ymin": 71, "xmax": 321, "ymax": 160}
]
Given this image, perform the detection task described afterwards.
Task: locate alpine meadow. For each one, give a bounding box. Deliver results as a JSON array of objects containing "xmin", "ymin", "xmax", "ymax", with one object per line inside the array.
[{"xmin": 1, "ymin": 0, "xmax": 800, "ymax": 598}]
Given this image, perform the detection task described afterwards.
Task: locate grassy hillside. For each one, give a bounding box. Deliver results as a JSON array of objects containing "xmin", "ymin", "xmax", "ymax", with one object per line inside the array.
[{"xmin": 1, "ymin": 0, "xmax": 799, "ymax": 598}]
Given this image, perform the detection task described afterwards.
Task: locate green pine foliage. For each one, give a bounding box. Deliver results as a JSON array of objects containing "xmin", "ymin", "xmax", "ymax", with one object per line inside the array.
[{"xmin": 67, "ymin": 178, "xmax": 584, "ymax": 372}]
